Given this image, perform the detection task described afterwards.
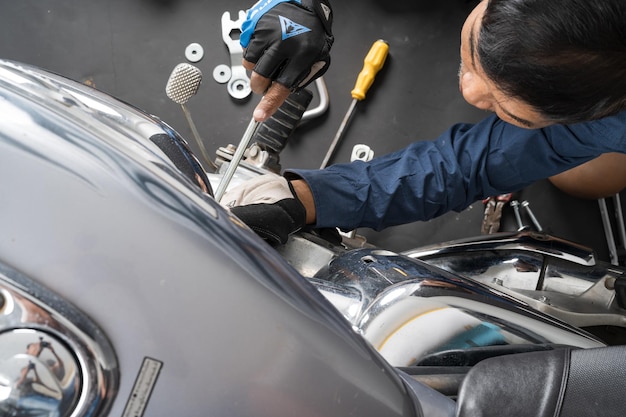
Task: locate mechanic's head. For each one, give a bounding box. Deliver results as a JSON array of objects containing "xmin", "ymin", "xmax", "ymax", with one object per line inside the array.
[{"xmin": 459, "ymin": 0, "xmax": 626, "ymax": 128}]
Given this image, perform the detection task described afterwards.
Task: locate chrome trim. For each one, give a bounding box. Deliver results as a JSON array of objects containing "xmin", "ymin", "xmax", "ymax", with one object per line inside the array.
[
  {"xmin": 0, "ymin": 263, "xmax": 118, "ymax": 417},
  {"xmin": 405, "ymin": 232, "xmax": 626, "ymax": 330},
  {"xmin": 310, "ymin": 248, "xmax": 603, "ymax": 366},
  {"xmin": 402, "ymin": 231, "xmax": 596, "ymax": 266}
]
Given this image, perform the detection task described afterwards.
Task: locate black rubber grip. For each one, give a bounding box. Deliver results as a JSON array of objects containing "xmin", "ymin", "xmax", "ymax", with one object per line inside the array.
[{"xmin": 252, "ymin": 88, "xmax": 313, "ymax": 153}]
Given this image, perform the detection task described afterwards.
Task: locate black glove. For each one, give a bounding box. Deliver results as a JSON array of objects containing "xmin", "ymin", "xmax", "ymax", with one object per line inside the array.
[
  {"xmin": 240, "ymin": 0, "xmax": 334, "ymax": 89},
  {"xmin": 222, "ymin": 174, "xmax": 306, "ymax": 245}
]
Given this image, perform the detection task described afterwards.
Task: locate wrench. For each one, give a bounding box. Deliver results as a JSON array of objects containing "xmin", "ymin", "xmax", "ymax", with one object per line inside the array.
[{"xmin": 218, "ymin": 11, "xmax": 251, "ymax": 100}]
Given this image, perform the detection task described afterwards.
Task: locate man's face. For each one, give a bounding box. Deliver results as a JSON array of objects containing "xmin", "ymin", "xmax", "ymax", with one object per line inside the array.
[{"xmin": 459, "ymin": 1, "xmax": 551, "ymax": 129}]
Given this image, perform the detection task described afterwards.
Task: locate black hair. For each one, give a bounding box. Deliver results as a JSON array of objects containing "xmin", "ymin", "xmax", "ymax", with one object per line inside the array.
[{"xmin": 478, "ymin": 0, "xmax": 626, "ymax": 123}]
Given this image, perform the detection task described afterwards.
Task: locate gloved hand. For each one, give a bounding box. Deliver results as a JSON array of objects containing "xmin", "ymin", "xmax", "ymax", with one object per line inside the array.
[
  {"xmin": 222, "ymin": 174, "xmax": 306, "ymax": 245},
  {"xmin": 241, "ymin": 0, "xmax": 334, "ymax": 90}
]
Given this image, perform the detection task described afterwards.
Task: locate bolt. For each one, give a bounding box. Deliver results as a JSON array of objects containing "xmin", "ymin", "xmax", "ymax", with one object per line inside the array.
[
  {"xmin": 521, "ymin": 200, "xmax": 543, "ymax": 232},
  {"xmin": 248, "ymin": 144, "xmax": 259, "ymax": 158},
  {"xmin": 605, "ymin": 276, "xmax": 616, "ymax": 290},
  {"xmin": 510, "ymin": 200, "xmax": 529, "ymax": 231}
]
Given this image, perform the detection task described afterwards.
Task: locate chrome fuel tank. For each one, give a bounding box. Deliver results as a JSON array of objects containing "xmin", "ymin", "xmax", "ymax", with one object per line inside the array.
[{"xmin": 0, "ymin": 61, "xmax": 420, "ymax": 417}]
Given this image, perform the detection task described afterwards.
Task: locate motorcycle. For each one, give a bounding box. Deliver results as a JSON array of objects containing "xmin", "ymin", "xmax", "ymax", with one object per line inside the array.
[{"xmin": 0, "ymin": 59, "xmax": 624, "ymax": 417}]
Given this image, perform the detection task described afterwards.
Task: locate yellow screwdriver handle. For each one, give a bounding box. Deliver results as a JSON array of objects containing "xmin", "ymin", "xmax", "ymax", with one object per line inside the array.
[{"xmin": 350, "ymin": 39, "xmax": 389, "ymax": 101}]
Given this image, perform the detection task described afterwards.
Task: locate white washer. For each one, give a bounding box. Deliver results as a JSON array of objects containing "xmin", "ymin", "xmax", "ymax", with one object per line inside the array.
[{"xmin": 185, "ymin": 43, "xmax": 204, "ymax": 63}]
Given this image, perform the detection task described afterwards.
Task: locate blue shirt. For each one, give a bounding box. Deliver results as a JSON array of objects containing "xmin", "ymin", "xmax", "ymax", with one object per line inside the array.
[{"xmin": 287, "ymin": 111, "xmax": 626, "ymax": 231}]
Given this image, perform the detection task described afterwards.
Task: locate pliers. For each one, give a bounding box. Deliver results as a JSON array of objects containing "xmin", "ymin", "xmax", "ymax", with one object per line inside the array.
[{"xmin": 481, "ymin": 193, "xmax": 513, "ymax": 234}]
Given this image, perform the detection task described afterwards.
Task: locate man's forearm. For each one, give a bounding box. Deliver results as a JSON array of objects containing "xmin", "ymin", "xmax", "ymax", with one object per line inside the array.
[{"xmin": 290, "ymin": 179, "xmax": 316, "ymax": 224}]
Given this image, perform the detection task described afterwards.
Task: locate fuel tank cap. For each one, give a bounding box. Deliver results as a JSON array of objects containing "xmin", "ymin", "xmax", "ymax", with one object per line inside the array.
[{"xmin": 0, "ymin": 329, "xmax": 82, "ymax": 416}]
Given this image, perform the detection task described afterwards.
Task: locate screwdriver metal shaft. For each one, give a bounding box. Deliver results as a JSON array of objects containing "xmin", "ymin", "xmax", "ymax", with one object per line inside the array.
[
  {"xmin": 320, "ymin": 99, "xmax": 357, "ymax": 169},
  {"xmin": 215, "ymin": 118, "xmax": 260, "ymax": 202},
  {"xmin": 320, "ymin": 39, "xmax": 389, "ymax": 169}
]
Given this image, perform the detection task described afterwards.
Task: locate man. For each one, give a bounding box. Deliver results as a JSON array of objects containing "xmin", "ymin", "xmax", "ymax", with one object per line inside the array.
[
  {"xmin": 225, "ymin": 0, "xmax": 626, "ymax": 245},
  {"xmin": 14, "ymin": 340, "xmax": 64, "ymax": 416}
]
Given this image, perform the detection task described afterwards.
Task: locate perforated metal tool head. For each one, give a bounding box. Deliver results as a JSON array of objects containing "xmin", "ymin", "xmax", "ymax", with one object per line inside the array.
[{"xmin": 166, "ymin": 63, "xmax": 202, "ymax": 105}]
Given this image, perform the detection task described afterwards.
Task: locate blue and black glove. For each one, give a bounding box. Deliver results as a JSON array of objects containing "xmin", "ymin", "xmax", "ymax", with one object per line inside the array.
[{"xmin": 241, "ymin": 0, "xmax": 334, "ymax": 90}]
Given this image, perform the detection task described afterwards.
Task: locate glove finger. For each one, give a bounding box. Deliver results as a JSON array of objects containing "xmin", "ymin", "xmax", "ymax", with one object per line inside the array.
[
  {"xmin": 230, "ymin": 198, "xmax": 305, "ymax": 245},
  {"xmin": 251, "ymin": 47, "xmax": 289, "ymax": 82},
  {"xmin": 242, "ymin": 34, "xmax": 269, "ymax": 66},
  {"xmin": 275, "ymin": 33, "xmax": 331, "ymax": 88},
  {"xmin": 295, "ymin": 58, "xmax": 329, "ymax": 89}
]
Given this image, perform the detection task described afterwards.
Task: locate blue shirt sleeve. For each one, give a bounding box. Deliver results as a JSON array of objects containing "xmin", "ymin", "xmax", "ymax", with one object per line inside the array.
[{"xmin": 286, "ymin": 111, "xmax": 626, "ymax": 231}]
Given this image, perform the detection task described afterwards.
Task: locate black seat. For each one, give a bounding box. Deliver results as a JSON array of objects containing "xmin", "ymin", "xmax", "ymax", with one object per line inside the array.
[{"xmin": 456, "ymin": 345, "xmax": 626, "ymax": 417}]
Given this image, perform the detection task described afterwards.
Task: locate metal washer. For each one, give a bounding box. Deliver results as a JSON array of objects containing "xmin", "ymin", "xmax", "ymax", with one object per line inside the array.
[
  {"xmin": 213, "ymin": 64, "xmax": 232, "ymax": 84},
  {"xmin": 185, "ymin": 43, "xmax": 204, "ymax": 63}
]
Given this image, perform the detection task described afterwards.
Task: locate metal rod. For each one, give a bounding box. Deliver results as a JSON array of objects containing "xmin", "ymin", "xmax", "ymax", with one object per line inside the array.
[
  {"xmin": 510, "ymin": 200, "xmax": 527, "ymax": 231},
  {"xmin": 599, "ymin": 198, "xmax": 619, "ymax": 265},
  {"xmin": 521, "ymin": 200, "xmax": 543, "ymax": 232},
  {"xmin": 181, "ymin": 103, "xmax": 217, "ymax": 171},
  {"xmin": 214, "ymin": 118, "xmax": 259, "ymax": 202},
  {"xmin": 612, "ymin": 193, "xmax": 626, "ymax": 249},
  {"xmin": 320, "ymin": 98, "xmax": 357, "ymax": 169},
  {"xmin": 302, "ymin": 77, "xmax": 329, "ymax": 121}
]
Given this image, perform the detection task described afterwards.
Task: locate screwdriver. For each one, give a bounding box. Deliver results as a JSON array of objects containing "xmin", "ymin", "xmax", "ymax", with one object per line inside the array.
[{"xmin": 320, "ymin": 39, "xmax": 389, "ymax": 169}]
